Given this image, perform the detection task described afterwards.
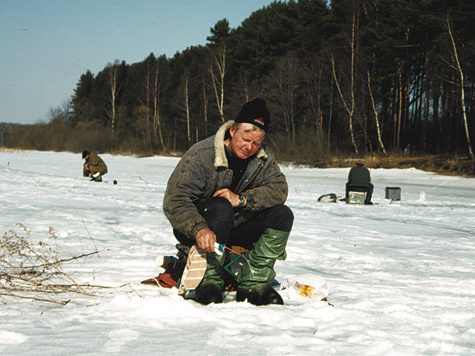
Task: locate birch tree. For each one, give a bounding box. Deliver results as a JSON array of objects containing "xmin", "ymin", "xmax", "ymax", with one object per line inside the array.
[
  {"xmin": 152, "ymin": 58, "xmax": 165, "ymax": 151},
  {"xmin": 331, "ymin": 20, "xmax": 358, "ymax": 154},
  {"xmin": 202, "ymin": 74, "xmax": 209, "ymax": 136},
  {"xmin": 446, "ymin": 15, "xmax": 474, "ymax": 159},
  {"xmin": 106, "ymin": 60, "xmax": 121, "ymax": 134},
  {"xmin": 175, "ymin": 70, "xmax": 192, "ymax": 144},
  {"xmin": 184, "ymin": 75, "xmax": 191, "ymax": 143},
  {"xmin": 367, "ymin": 70, "xmax": 387, "ymax": 155},
  {"xmin": 209, "ymin": 44, "xmax": 227, "ymax": 122}
]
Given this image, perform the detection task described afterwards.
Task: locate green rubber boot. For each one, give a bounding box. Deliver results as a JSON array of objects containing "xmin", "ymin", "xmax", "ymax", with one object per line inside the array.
[
  {"xmin": 236, "ymin": 228, "xmax": 290, "ymax": 305},
  {"xmin": 195, "ymin": 250, "xmax": 226, "ymax": 305}
]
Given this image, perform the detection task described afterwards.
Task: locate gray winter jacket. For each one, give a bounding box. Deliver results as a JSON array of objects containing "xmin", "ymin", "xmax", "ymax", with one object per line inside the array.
[{"xmin": 163, "ymin": 121, "xmax": 288, "ymax": 240}]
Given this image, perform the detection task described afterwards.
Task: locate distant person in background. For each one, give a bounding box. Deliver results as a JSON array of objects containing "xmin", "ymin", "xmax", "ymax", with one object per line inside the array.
[
  {"xmin": 346, "ymin": 162, "xmax": 373, "ymax": 204},
  {"xmin": 83, "ymin": 150, "xmax": 108, "ymax": 182}
]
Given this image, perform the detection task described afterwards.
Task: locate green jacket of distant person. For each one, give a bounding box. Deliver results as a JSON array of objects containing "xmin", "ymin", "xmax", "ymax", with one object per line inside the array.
[{"xmin": 83, "ymin": 151, "xmax": 108, "ymax": 177}]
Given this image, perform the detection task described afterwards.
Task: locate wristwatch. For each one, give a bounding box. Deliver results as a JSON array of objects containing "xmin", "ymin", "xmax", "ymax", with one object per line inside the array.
[{"xmin": 238, "ymin": 195, "xmax": 246, "ymax": 208}]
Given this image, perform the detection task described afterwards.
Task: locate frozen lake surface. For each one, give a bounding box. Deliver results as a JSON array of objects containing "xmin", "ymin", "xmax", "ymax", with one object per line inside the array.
[{"xmin": 0, "ymin": 150, "xmax": 474, "ymax": 355}]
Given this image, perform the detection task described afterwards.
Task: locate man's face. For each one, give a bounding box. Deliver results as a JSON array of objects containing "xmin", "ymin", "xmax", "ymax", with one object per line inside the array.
[{"xmin": 228, "ymin": 123, "xmax": 265, "ymax": 160}]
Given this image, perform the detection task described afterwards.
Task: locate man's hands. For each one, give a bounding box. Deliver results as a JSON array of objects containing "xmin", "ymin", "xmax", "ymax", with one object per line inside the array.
[
  {"xmin": 195, "ymin": 189, "xmax": 246, "ymax": 253},
  {"xmin": 195, "ymin": 228, "xmax": 216, "ymax": 253},
  {"xmin": 212, "ymin": 188, "xmax": 246, "ymax": 208}
]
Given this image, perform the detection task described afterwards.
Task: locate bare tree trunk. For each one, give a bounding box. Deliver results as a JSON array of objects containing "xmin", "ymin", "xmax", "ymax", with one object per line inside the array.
[
  {"xmin": 367, "ymin": 70, "xmax": 387, "ymax": 155},
  {"xmin": 209, "ymin": 45, "xmax": 227, "ymax": 122},
  {"xmin": 243, "ymin": 75, "xmax": 250, "ymax": 102},
  {"xmin": 185, "ymin": 76, "xmax": 191, "ymax": 143},
  {"xmin": 202, "ymin": 75, "xmax": 208, "ymax": 137},
  {"xmin": 349, "ymin": 14, "xmax": 357, "ymax": 154},
  {"xmin": 331, "ymin": 14, "xmax": 358, "ymax": 154},
  {"xmin": 328, "ymin": 75, "xmax": 334, "ymax": 147},
  {"xmin": 304, "ymin": 63, "xmax": 323, "ymax": 136},
  {"xmin": 446, "ymin": 15, "xmax": 474, "ymax": 159},
  {"xmin": 106, "ymin": 60, "xmax": 120, "ymax": 135},
  {"xmin": 393, "ymin": 75, "xmax": 398, "ymax": 150},
  {"xmin": 153, "ymin": 60, "xmax": 165, "ymax": 151},
  {"xmin": 397, "ymin": 62, "xmax": 403, "ymax": 152},
  {"xmin": 144, "ymin": 66, "xmax": 152, "ymax": 149}
]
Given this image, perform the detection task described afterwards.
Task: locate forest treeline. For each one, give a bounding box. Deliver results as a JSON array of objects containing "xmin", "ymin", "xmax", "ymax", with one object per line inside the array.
[{"xmin": 2, "ymin": 0, "xmax": 475, "ymax": 164}]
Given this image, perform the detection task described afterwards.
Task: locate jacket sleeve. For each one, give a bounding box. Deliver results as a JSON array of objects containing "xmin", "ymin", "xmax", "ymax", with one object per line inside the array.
[
  {"xmin": 89, "ymin": 153, "xmax": 108, "ymax": 175},
  {"xmin": 163, "ymin": 152, "xmax": 211, "ymax": 239},
  {"xmin": 241, "ymin": 151, "xmax": 288, "ymax": 212}
]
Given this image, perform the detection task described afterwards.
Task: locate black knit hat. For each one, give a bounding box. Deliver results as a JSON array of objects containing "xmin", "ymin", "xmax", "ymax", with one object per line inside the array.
[
  {"xmin": 82, "ymin": 150, "xmax": 89, "ymax": 159},
  {"xmin": 235, "ymin": 98, "xmax": 270, "ymax": 132}
]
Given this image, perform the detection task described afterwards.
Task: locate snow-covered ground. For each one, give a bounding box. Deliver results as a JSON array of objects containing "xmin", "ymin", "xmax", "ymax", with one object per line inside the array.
[{"xmin": 0, "ymin": 150, "xmax": 474, "ymax": 356}]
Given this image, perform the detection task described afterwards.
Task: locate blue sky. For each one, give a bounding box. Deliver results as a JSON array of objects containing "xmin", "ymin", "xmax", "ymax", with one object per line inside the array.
[{"xmin": 0, "ymin": 0, "xmax": 279, "ymax": 125}]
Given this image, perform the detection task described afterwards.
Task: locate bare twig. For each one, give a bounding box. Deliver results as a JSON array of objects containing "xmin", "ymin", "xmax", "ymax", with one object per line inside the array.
[
  {"xmin": 1, "ymin": 224, "xmax": 109, "ymax": 305},
  {"xmin": 0, "ymin": 292, "xmax": 70, "ymax": 305},
  {"xmin": 30, "ymin": 249, "xmax": 108, "ymax": 269},
  {"xmin": 82, "ymin": 219, "xmax": 99, "ymax": 252},
  {"xmin": 134, "ymin": 176, "xmax": 149, "ymax": 184}
]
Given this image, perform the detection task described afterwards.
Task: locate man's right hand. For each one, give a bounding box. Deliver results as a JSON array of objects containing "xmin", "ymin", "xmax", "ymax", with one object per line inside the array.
[{"xmin": 195, "ymin": 228, "xmax": 217, "ymax": 253}]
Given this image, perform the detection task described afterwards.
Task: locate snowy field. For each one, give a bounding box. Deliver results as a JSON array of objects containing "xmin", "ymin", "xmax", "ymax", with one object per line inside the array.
[{"xmin": 0, "ymin": 150, "xmax": 474, "ymax": 356}]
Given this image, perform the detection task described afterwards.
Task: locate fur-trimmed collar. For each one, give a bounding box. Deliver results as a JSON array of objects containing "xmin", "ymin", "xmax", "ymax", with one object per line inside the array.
[{"xmin": 214, "ymin": 120, "xmax": 267, "ymax": 169}]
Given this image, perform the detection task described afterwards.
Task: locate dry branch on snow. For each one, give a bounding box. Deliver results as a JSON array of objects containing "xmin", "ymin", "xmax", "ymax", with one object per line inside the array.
[{"xmin": 0, "ymin": 223, "xmax": 107, "ymax": 305}]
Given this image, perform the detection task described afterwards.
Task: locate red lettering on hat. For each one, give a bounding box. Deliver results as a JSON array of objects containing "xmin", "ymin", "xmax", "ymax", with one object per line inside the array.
[{"xmin": 254, "ymin": 117, "xmax": 264, "ymax": 125}]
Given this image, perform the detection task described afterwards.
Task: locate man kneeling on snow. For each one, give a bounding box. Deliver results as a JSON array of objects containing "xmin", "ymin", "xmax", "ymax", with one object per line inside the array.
[
  {"xmin": 82, "ymin": 150, "xmax": 108, "ymax": 182},
  {"xmin": 163, "ymin": 98, "xmax": 293, "ymax": 305}
]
